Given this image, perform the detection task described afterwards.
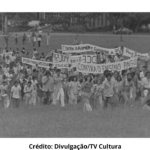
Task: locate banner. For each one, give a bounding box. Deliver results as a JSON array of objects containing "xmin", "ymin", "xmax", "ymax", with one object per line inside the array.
[
  {"xmin": 53, "ymin": 62, "xmax": 70, "ymax": 68},
  {"xmin": 62, "ymin": 44, "xmax": 94, "ymax": 53},
  {"xmin": 62, "ymin": 44, "xmax": 122, "ymax": 55},
  {"xmin": 53, "ymin": 53, "xmax": 97, "ymax": 68},
  {"xmin": 123, "ymin": 47, "xmax": 136, "ymax": 58},
  {"xmin": 22, "ymin": 57, "xmax": 52, "ymax": 68},
  {"xmin": 136, "ymin": 52, "xmax": 149, "ymax": 60},
  {"xmin": 123, "ymin": 47, "xmax": 149, "ymax": 60},
  {"xmin": 77, "ymin": 57, "xmax": 137, "ymax": 74},
  {"xmin": 53, "ymin": 53, "xmax": 70, "ymax": 63},
  {"xmin": 93, "ymin": 45, "xmax": 122, "ymax": 55}
]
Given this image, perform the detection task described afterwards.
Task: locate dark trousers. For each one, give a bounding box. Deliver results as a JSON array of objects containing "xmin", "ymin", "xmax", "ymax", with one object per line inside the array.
[
  {"xmin": 43, "ymin": 91, "xmax": 52, "ymax": 104},
  {"xmin": 33, "ymin": 42, "xmax": 36, "ymax": 47},
  {"xmin": 13, "ymin": 98, "xmax": 20, "ymax": 108},
  {"xmin": 103, "ymin": 97, "xmax": 114, "ymax": 108},
  {"xmin": 38, "ymin": 41, "xmax": 41, "ymax": 47}
]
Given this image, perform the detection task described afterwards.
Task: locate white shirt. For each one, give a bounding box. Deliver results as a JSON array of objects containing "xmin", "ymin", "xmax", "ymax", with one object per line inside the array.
[
  {"xmin": 140, "ymin": 71, "xmax": 145, "ymax": 79},
  {"xmin": 141, "ymin": 77, "xmax": 150, "ymax": 88},
  {"xmin": 13, "ymin": 67, "xmax": 18, "ymax": 75},
  {"xmin": 11, "ymin": 85, "xmax": 21, "ymax": 99},
  {"xmin": 102, "ymin": 78, "xmax": 116, "ymax": 97}
]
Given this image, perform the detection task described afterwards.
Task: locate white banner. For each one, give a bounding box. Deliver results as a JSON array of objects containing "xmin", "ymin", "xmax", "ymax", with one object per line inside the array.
[
  {"xmin": 123, "ymin": 47, "xmax": 136, "ymax": 58},
  {"xmin": 53, "ymin": 53, "xmax": 70, "ymax": 63},
  {"xmin": 62, "ymin": 44, "xmax": 122, "ymax": 55},
  {"xmin": 77, "ymin": 57, "xmax": 137, "ymax": 74},
  {"xmin": 22, "ymin": 57, "xmax": 52, "ymax": 68},
  {"xmin": 93, "ymin": 45, "xmax": 122, "ymax": 55},
  {"xmin": 123, "ymin": 47, "xmax": 149, "ymax": 60},
  {"xmin": 53, "ymin": 62, "xmax": 70, "ymax": 68},
  {"xmin": 62, "ymin": 44, "xmax": 94, "ymax": 53},
  {"xmin": 53, "ymin": 53, "xmax": 97, "ymax": 68}
]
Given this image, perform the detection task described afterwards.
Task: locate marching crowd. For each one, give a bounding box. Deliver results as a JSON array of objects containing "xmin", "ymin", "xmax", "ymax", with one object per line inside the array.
[{"xmin": 0, "ymin": 37, "xmax": 150, "ymax": 112}]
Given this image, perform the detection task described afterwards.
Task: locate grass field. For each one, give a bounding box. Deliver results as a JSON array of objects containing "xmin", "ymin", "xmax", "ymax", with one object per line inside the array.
[{"xmin": 0, "ymin": 33, "xmax": 150, "ymax": 138}]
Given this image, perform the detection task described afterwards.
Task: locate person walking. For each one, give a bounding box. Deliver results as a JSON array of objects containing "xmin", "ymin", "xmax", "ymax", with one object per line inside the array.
[
  {"xmin": 22, "ymin": 33, "xmax": 26, "ymax": 45},
  {"xmin": 10, "ymin": 81, "xmax": 21, "ymax": 108},
  {"xmin": 46, "ymin": 33, "xmax": 50, "ymax": 45},
  {"xmin": 37, "ymin": 34, "xmax": 42, "ymax": 47},
  {"xmin": 15, "ymin": 34, "xmax": 18, "ymax": 45},
  {"xmin": 27, "ymin": 33, "xmax": 31, "ymax": 42}
]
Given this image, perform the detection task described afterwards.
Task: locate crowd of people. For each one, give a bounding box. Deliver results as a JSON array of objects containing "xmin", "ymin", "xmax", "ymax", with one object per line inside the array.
[{"xmin": 0, "ymin": 35, "xmax": 150, "ymax": 112}]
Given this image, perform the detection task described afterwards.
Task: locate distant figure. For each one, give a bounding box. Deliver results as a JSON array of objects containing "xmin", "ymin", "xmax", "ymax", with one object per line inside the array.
[
  {"xmin": 37, "ymin": 34, "xmax": 42, "ymax": 47},
  {"xmin": 33, "ymin": 34, "xmax": 37, "ymax": 47},
  {"xmin": 27, "ymin": 33, "xmax": 31, "ymax": 42},
  {"xmin": 15, "ymin": 34, "xmax": 18, "ymax": 45},
  {"xmin": 80, "ymin": 41, "xmax": 83, "ymax": 44},
  {"xmin": 73, "ymin": 38, "xmax": 78, "ymax": 45},
  {"xmin": 33, "ymin": 48, "xmax": 38, "ymax": 59},
  {"xmin": 4, "ymin": 34, "xmax": 9, "ymax": 48},
  {"xmin": 46, "ymin": 33, "xmax": 50, "ymax": 45},
  {"xmin": 22, "ymin": 33, "xmax": 26, "ymax": 45}
]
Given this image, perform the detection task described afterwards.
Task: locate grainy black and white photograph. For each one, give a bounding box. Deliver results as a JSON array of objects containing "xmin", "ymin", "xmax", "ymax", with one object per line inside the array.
[{"xmin": 1, "ymin": 2, "xmax": 150, "ymax": 139}]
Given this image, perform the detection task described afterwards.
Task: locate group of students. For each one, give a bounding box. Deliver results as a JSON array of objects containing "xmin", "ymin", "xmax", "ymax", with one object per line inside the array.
[
  {"xmin": 4, "ymin": 32, "xmax": 51, "ymax": 49},
  {"xmin": 0, "ymin": 47, "xmax": 150, "ymax": 112}
]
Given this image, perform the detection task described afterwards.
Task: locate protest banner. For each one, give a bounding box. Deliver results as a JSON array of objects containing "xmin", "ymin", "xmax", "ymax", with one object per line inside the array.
[
  {"xmin": 123, "ymin": 47, "xmax": 136, "ymax": 58},
  {"xmin": 93, "ymin": 45, "xmax": 122, "ymax": 55},
  {"xmin": 53, "ymin": 53, "xmax": 70, "ymax": 63},
  {"xmin": 22, "ymin": 57, "xmax": 52, "ymax": 68},
  {"xmin": 70, "ymin": 55, "xmax": 80, "ymax": 67},
  {"xmin": 136, "ymin": 52, "xmax": 149, "ymax": 60},
  {"xmin": 53, "ymin": 62, "xmax": 70, "ymax": 68},
  {"xmin": 123, "ymin": 47, "xmax": 149, "ymax": 60},
  {"xmin": 62, "ymin": 44, "xmax": 123, "ymax": 56},
  {"xmin": 62, "ymin": 44, "xmax": 95, "ymax": 53},
  {"xmin": 77, "ymin": 57, "xmax": 137, "ymax": 74},
  {"xmin": 53, "ymin": 53, "xmax": 97, "ymax": 68}
]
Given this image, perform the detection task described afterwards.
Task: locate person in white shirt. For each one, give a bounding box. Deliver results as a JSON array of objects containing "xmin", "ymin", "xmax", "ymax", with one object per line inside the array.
[
  {"xmin": 140, "ymin": 66, "xmax": 146, "ymax": 80},
  {"xmin": 69, "ymin": 76, "xmax": 78, "ymax": 104},
  {"xmin": 33, "ymin": 48, "xmax": 38, "ymax": 59},
  {"xmin": 102, "ymin": 71, "xmax": 116, "ymax": 109},
  {"xmin": 28, "ymin": 33, "xmax": 31, "ymax": 42},
  {"xmin": 33, "ymin": 35, "xmax": 37, "ymax": 47},
  {"xmin": 52, "ymin": 69, "xmax": 65, "ymax": 107},
  {"xmin": 11, "ymin": 81, "xmax": 21, "ymax": 108}
]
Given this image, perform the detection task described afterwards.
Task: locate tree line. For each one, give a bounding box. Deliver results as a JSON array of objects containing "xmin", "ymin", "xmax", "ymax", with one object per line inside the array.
[{"xmin": 0, "ymin": 13, "xmax": 150, "ymax": 32}]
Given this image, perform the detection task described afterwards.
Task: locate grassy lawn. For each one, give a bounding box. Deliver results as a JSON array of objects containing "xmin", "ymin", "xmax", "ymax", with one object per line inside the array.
[{"xmin": 0, "ymin": 33, "xmax": 150, "ymax": 137}]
